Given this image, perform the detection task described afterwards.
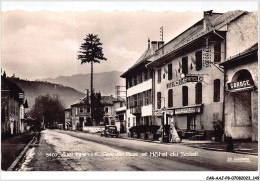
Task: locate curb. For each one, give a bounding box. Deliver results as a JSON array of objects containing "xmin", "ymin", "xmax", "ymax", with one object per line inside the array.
[
  {"xmin": 185, "ymin": 145, "xmax": 258, "ymax": 156},
  {"xmin": 7, "ymin": 136, "xmax": 37, "ymax": 171}
]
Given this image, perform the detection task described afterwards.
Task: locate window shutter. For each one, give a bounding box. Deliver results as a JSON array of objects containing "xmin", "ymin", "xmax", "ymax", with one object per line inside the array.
[
  {"xmin": 214, "ymin": 79, "xmax": 220, "ymax": 102},
  {"xmin": 195, "ymin": 51, "xmax": 202, "ymax": 71},
  {"xmin": 182, "ymin": 86, "xmax": 188, "ymax": 106},
  {"xmin": 195, "ymin": 82, "xmax": 202, "ymax": 104},
  {"xmin": 168, "ymin": 64, "xmax": 172, "ymax": 80},
  {"xmin": 157, "ymin": 92, "xmax": 161, "ymax": 109},
  {"xmin": 182, "ymin": 57, "xmax": 188, "ymax": 75},
  {"xmin": 168, "ymin": 89, "xmax": 173, "ymax": 107}
]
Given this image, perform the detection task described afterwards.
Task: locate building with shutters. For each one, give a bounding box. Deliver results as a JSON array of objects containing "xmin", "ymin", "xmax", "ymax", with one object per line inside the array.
[
  {"xmin": 147, "ymin": 10, "xmax": 249, "ymax": 141},
  {"xmin": 1, "ymin": 72, "xmax": 29, "ymax": 136},
  {"xmin": 121, "ymin": 40, "xmax": 163, "ymax": 133}
]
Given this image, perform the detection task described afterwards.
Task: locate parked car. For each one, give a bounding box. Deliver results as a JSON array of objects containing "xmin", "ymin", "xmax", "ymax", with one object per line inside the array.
[{"xmin": 101, "ymin": 125, "xmax": 119, "ymax": 138}]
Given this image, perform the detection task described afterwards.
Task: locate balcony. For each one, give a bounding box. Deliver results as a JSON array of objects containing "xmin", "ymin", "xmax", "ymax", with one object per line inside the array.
[{"xmin": 130, "ymin": 106, "xmax": 141, "ymax": 116}]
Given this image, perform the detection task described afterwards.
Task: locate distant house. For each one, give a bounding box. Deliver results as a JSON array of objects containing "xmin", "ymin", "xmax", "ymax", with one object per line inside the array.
[
  {"xmin": 101, "ymin": 96, "xmax": 126, "ymax": 132},
  {"xmin": 70, "ymin": 94, "xmax": 91, "ymax": 131},
  {"xmin": 64, "ymin": 107, "xmax": 72, "ymax": 130},
  {"xmin": 66, "ymin": 91, "xmax": 126, "ymax": 132},
  {"xmin": 1, "ymin": 72, "xmax": 29, "ymax": 136}
]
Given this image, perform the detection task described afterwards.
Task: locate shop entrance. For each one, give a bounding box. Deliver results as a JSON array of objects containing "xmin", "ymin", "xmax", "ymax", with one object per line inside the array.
[
  {"xmin": 187, "ymin": 114, "xmax": 196, "ymax": 131},
  {"xmin": 231, "ymin": 69, "xmax": 253, "ymax": 128}
]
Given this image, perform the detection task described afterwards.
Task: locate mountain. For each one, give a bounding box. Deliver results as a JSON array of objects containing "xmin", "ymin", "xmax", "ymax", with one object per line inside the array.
[
  {"xmin": 7, "ymin": 77, "xmax": 85, "ymax": 109},
  {"xmin": 40, "ymin": 71, "xmax": 125, "ymax": 96}
]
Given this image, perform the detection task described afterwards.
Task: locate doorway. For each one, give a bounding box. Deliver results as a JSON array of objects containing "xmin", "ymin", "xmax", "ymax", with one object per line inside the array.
[{"xmin": 187, "ymin": 114, "xmax": 196, "ymax": 131}]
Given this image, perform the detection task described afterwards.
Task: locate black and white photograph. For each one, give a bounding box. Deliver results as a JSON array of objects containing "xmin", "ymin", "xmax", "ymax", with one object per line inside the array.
[{"xmin": 0, "ymin": 0, "xmax": 259, "ymax": 180}]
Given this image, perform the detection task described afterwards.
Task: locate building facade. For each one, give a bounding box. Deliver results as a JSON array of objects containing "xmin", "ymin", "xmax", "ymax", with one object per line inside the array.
[
  {"xmin": 121, "ymin": 40, "xmax": 163, "ymax": 133},
  {"xmin": 147, "ymin": 10, "xmax": 250, "ymax": 141},
  {"xmin": 1, "ymin": 72, "xmax": 28, "ymax": 136},
  {"xmin": 70, "ymin": 94, "xmax": 92, "ymax": 131},
  {"xmin": 220, "ymin": 11, "xmax": 258, "ymax": 141}
]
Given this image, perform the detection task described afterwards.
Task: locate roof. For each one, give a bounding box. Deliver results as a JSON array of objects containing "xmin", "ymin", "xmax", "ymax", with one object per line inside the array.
[
  {"xmin": 220, "ymin": 43, "xmax": 258, "ymax": 67},
  {"xmin": 71, "ymin": 95, "xmax": 124, "ymax": 107},
  {"xmin": 148, "ymin": 10, "xmax": 247, "ymax": 68},
  {"xmin": 121, "ymin": 44, "xmax": 154, "ymax": 78},
  {"xmin": 1, "ymin": 76, "xmax": 24, "ymax": 102},
  {"xmin": 71, "ymin": 95, "xmax": 90, "ymax": 106},
  {"xmin": 101, "ymin": 96, "xmax": 124, "ymax": 106}
]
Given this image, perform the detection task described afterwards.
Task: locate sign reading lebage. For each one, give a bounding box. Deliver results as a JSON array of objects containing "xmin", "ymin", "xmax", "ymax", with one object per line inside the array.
[
  {"xmin": 175, "ymin": 107, "xmax": 201, "ymax": 115},
  {"xmin": 227, "ymin": 79, "xmax": 254, "ymax": 91}
]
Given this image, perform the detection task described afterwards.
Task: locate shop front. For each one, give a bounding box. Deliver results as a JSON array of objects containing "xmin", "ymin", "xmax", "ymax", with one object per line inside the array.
[{"xmin": 221, "ymin": 43, "xmax": 258, "ymax": 141}]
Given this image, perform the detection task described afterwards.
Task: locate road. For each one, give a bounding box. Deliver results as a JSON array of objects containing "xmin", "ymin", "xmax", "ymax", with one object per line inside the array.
[{"xmin": 17, "ymin": 129, "xmax": 258, "ymax": 171}]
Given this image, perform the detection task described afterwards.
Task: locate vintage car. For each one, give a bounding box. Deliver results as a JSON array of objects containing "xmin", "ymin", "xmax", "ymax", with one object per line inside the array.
[{"xmin": 101, "ymin": 125, "xmax": 119, "ymax": 138}]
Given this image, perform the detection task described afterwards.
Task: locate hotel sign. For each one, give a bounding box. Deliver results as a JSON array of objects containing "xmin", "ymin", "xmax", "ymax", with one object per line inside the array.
[
  {"xmin": 167, "ymin": 75, "xmax": 204, "ymax": 89},
  {"xmin": 227, "ymin": 79, "xmax": 254, "ymax": 91},
  {"xmin": 175, "ymin": 106, "xmax": 201, "ymax": 115},
  {"xmin": 202, "ymin": 37, "xmax": 211, "ymax": 67}
]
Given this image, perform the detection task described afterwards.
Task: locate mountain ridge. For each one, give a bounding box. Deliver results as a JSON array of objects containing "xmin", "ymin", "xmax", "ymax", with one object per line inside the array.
[{"xmin": 40, "ymin": 71, "xmax": 125, "ymax": 96}]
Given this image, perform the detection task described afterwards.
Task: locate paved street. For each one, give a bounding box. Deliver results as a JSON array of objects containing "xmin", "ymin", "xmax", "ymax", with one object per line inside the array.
[{"xmin": 17, "ymin": 129, "xmax": 258, "ymax": 171}]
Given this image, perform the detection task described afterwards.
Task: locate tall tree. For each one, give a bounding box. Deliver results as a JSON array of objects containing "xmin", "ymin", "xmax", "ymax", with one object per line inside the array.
[
  {"xmin": 92, "ymin": 92, "xmax": 105, "ymax": 126},
  {"xmin": 77, "ymin": 34, "xmax": 107, "ymax": 125}
]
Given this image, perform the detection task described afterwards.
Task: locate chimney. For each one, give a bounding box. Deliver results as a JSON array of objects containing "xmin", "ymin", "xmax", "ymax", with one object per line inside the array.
[
  {"xmin": 151, "ymin": 41, "xmax": 158, "ymax": 52},
  {"xmin": 158, "ymin": 41, "xmax": 164, "ymax": 49},
  {"xmin": 148, "ymin": 38, "xmax": 150, "ymax": 48},
  {"xmin": 203, "ymin": 10, "xmax": 213, "ymax": 31}
]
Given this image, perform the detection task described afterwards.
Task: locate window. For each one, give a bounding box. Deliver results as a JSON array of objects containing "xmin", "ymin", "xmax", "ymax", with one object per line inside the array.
[
  {"xmin": 182, "ymin": 86, "xmax": 188, "ymax": 106},
  {"xmin": 144, "ymin": 91, "xmax": 148, "ymax": 106},
  {"xmin": 138, "ymin": 73, "xmax": 142, "ymax": 84},
  {"xmin": 87, "ymin": 107, "xmax": 91, "ymax": 113},
  {"xmin": 182, "ymin": 56, "xmax": 188, "ymax": 75},
  {"xmin": 138, "ymin": 93, "xmax": 143, "ymax": 107},
  {"xmin": 105, "ymin": 107, "xmax": 108, "ymax": 113},
  {"xmin": 158, "ymin": 69, "xmax": 161, "ymax": 83},
  {"xmin": 120, "ymin": 101, "xmax": 124, "ymax": 107},
  {"xmin": 80, "ymin": 107, "xmax": 83, "ymax": 113},
  {"xmin": 214, "ymin": 79, "xmax": 220, "ymax": 102},
  {"xmin": 129, "ymin": 78, "xmax": 132, "ymax": 88},
  {"xmin": 195, "ymin": 51, "xmax": 202, "ymax": 71},
  {"xmin": 168, "ymin": 89, "xmax": 173, "ymax": 107},
  {"xmin": 149, "ymin": 70, "xmax": 153, "ymax": 79},
  {"xmin": 168, "ymin": 64, "xmax": 172, "ymax": 80},
  {"xmin": 133, "ymin": 117, "xmax": 136, "ymax": 126},
  {"xmin": 134, "ymin": 94, "xmax": 138, "ymax": 106},
  {"xmin": 144, "ymin": 69, "xmax": 148, "ymax": 81},
  {"xmin": 128, "ymin": 118, "xmax": 130, "ymax": 127},
  {"xmin": 157, "ymin": 92, "xmax": 161, "ymax": 109},
  {"xmin": 195, "ymin": 82, "xmax": 202, "ymax": 104},
  {"xmin": 214, "ymin": 42, "xmax": 221, "ymax": 63},
  {"xmin": 148, "ymin": 89, "xmax": 152, "ymax": 105}
]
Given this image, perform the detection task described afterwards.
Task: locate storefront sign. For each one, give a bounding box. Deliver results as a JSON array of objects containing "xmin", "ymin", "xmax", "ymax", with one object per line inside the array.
[
  {"xmin": 166, "ymin": 75, "xmax": 203, "ymax": 89},
  {"xmin": 155, "ymin": 109, "xmax": 174, "ymax": 116},
  {"xmin": 175, "ymin": 107, "xmax": 201, "ymax": 115},
  {"xmin": 227, "ymin": 79, "xmax": 254, "ymax": 91}
]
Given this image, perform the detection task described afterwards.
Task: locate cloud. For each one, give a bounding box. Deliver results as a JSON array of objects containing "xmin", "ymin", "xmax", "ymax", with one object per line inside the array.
[{"xmin": 2, "ymin": 10, "xmax": 202, "ymax": 80}]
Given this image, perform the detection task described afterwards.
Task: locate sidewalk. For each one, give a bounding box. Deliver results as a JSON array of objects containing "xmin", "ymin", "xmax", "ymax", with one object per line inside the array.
[
  {"xmin": 183, "ymin": 141, "xmax": 258, "ymax": 155},
  {"xmin": 119, "ymin": 133, "xmax": 258, "ymax": 155},
  {"xmin": 66, "ymin": 130, "xmax": 258, "ymax": 155},
  {"xmin": 1, "ymin": 132, "xmax": 36, "ymax": 170}
]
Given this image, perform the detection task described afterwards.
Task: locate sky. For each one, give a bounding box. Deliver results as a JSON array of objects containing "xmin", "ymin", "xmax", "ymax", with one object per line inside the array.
[{"xmin": 1, "ymin": 1, "xmax": 258, "ymax": 80}]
